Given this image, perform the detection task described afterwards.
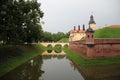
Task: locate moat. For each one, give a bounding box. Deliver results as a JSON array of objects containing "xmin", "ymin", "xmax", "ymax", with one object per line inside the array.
[{"xmin": 1, "ymin": 50, "xmax": 120, "ymax": 80}]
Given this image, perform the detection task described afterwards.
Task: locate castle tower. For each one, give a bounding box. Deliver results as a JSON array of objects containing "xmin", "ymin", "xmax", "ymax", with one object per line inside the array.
[
  {"xmin": 86, "ymin": 27, "xmax": 95, "ymax": 58},
  {"xmin": 86, "ymin": 26, "xmax": 94, "ymax": 44},
  {"xmin": 88, "ymin": 15, "xmax": 96, "ymax": 30}
]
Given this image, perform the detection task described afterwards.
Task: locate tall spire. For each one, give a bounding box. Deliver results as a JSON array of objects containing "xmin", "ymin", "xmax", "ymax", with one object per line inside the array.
[{"xmin": 89, "ymin": 14, "xmax": 96, "ymax": 24}]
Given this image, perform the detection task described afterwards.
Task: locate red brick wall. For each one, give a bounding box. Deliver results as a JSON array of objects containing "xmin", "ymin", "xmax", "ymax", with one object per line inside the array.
[
  {"xmin": 69, "ymin": 39, "xmax": 120, "ymax": 58},
  {"xmin": 91, "ymin": 44, "xmax": 120, "ymax": 58},
  {"xmin": 69, "ymin": 43, "xmax": 87, "ymax": 57}
]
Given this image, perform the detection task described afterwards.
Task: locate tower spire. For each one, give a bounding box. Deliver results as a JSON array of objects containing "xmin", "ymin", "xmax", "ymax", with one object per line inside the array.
[
  {"xmin": 89, "ymin": 14, "xmax": 96, "ymax": 25},
  {"xmin": 88, "ymin": 13, "xmax": 97, "ymax": 30}
]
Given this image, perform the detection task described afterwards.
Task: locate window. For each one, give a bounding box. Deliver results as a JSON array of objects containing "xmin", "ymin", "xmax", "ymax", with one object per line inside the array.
[
  {"xmin": 92, "ymin": 35, "xmax": 93, "ymax": 38},
  {"xmin": 88, "ymin": 35, "xmax": 89, "ymax": 38}
]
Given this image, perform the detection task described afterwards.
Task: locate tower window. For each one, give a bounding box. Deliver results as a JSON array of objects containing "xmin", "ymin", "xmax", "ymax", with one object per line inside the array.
[
  {"xmin": 88, "ymin": 35, "xmax": 89, "ymax": 38},
  {"xmin": 92, "ymin": 35, "xmax": 93, "ymax": 38}
]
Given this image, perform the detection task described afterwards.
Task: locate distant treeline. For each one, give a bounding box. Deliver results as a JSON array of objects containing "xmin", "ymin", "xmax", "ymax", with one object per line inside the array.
[{"xmin": 41, "ymin": 31, "xmax": 70, "ymax": 42}]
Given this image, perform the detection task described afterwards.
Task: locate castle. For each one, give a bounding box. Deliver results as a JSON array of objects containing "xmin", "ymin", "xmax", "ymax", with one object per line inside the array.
[
  {"xmin": 69, "ymin": 15, "xmax": 96, "ymax": 41},
  {"xmin": 69, "ymin": 15, "xmax": 120, "ymax": 58}
]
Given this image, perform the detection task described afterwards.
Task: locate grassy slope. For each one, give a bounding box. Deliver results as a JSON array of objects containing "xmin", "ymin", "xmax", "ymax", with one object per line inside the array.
[
  {"xmin": 64, "ymin": 48, "xmax": 120, "ymax": 67},
  {"xmin": 0, "ymin": 44, "xmax": 46, "ymax": 77},
  {"xmin": 94, "ymin": 27, "xmax": 120, "ymax": 38},
  {"xmin": 59, "ymin": 38, "xmax": 69, "ymax": 42}
]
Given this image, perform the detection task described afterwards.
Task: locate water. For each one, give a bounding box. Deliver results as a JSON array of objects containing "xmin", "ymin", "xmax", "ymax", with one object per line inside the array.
[
  {"xmin": 0, "ymin": 53, "xmax": 84, "ymax": 80},
  {"xmin": 1, "ymin": 51, "xmax": 120, "ymax": 80},
  {"xmin": 41, "ymin": 56, "xmax": 84, "ymax": 80}
]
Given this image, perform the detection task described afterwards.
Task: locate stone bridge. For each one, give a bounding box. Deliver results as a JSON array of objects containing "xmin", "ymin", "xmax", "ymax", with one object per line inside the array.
[
  {"xmin": 42, "ymin": 50, "xmax": 66, "ymax": 56},
  {"xmin": 40, "ymin": 42, "xmax": 69, "ymax": 48}
]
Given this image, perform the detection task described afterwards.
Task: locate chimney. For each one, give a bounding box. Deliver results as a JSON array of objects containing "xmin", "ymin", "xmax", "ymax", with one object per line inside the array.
[
  {"xmin": 74, "ymin": 26, "xmax": 76, "ymax": 30},
  {"xmin": 78, "ymin": 25, "xmax": 80, "ymax": 30},
  {"xmin": 83, "ymin": 24, "xmax": 85, "ymax": 30}
]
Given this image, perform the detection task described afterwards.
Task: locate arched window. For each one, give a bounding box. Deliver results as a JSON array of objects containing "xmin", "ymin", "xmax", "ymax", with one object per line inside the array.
[
  {"xmin": 92, "ymin": 35, "xmax": 93, "ymax": 38},
  {"xmin": 88, "ymin": 35, "xmax": 89, "ymax": 38}
]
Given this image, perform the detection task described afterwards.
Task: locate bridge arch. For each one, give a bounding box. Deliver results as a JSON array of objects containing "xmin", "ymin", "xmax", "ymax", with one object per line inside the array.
[
  {"xmin": 47, "ymin": 44, "xmax": 53, "ymax": 48},
  {"xmin": 54, "ymin": 44, "xmax": 62, "ymax": 53},
  {"xmin": 63, "ymin": 44, "xmax": 69, "ymax": 48}
]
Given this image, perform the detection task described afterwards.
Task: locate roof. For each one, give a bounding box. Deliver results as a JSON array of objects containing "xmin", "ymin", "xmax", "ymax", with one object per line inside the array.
[
  {"xmin": 89, "ymin": 15, "xmax": 96, "ymax": 24},
  {"xmin": 86, "ymin": 27, "xmax": 94, "ymax": 33}
]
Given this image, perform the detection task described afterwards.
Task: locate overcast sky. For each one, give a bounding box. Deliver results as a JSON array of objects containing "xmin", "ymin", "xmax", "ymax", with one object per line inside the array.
[{"xmin": 38, "ymin": 0, "xmax": 120, "ymax": 33}]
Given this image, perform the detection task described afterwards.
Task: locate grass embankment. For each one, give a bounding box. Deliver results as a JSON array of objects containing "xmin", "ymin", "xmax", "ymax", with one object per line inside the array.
[
  {"xmin": 94, "ymin": 27, "xmax": 120, "ymax": 38},
  {"xmin": 0, "ymin": 44, "xmax": 46, "ymax": 77},
  {"xmin": 64, "ymin": 48, "xmax": 120, "ymax": 67},
  {"xmin": 75, "ymin": 26, "xmax": 120, "ymax": 40}
]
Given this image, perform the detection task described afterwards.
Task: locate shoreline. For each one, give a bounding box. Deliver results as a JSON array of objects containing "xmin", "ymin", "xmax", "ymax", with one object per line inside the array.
[
  {"xmin": 0, "ymin": 44, "xmax": 46, "ymax": 77},
  {"xmin": 64, "ymin": 47, "xmax": 120, "ymax": 67}
]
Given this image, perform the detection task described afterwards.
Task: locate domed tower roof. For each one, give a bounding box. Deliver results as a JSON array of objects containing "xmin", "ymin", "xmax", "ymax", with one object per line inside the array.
[
  {"xmin": 86, "ymin": 27, "xmax": 94, "ymax": 33},
  {"xmin": 89, "ymin": 15, "xmax": 96, "ymax": 24}
]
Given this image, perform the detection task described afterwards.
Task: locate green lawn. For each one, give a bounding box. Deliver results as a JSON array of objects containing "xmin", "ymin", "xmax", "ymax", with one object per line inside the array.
[
  {"xmin": 0, "ymin": 44, "xmax": 46, "ymax": 77},
  {"xmin": 94, "ymin": 27, "xmax": 120, "ymax": 38},
  {"xmin": 64, "ymin": 48, "xmax": 120, "ymax": 67}
]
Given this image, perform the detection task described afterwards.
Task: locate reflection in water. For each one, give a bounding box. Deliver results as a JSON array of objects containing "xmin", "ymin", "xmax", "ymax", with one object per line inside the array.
[
  {"xmin": 0, "ymin": 56, "xmax": 44, "ymax": 80},
  {"xmin": 0, "ymin": 55, "xmax": 84, "ymax": 80},
  {"xmin": 42, "ymin": 55, "xmax": 66, "ymax": 60},
  {"xmin": 41, "ymin": 56, "xmax": 84, "ymax": 80},
  {"xmin": 54, "ymin": 49, "xmax": 62, "ymax": 53},
  {"xmin": 70, "ymin": 59, "xmax": 120, "ymax": 80},
  {"xmin": 42, "ymin": 50, "xmax": 66, "ymax": 55},
  {"xmin": 47, "ymin": 50, "xmax": 52, "ymax": 53}
]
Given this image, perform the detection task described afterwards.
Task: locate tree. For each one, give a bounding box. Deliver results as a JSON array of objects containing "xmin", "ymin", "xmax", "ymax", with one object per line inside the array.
[
  {"xmin": 65, "ymin": 31, "xmax": 70, "ymax": 38},
  {"xmin": 41, "ymin": 31, "xmax": 52, "ymax": 42},
  {"xmin": 0, "ymin": 0, "xmax": 44, "ymax": 44},
  {"xmin": 41, "ymin": 31, "xmax": 70, "ymax": 42}
]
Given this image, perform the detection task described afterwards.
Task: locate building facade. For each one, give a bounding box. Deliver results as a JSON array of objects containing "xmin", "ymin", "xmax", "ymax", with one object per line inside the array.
[
  {"xmin": 69, "ymin": 25, "xmax": 86, "ymax": 41},
  {"xmin": 69, "ymin": 15, "xmax": 97, "ymax": 41}
]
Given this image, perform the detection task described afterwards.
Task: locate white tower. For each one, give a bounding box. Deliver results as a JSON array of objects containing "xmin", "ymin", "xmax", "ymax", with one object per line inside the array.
[{"xmin": 88, "ymin": 15, "xmax": 97, "ymax": 30}]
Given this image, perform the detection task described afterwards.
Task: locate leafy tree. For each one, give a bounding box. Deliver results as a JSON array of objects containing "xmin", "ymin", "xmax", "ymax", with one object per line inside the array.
[
  {"xmin": 0, "ymin": 0, "xmax": 44, "ymax": 44},
  {"xmin": 41, "ymin": 31, "xmax": 52, "ymax": 42},
  {"xmin": 65, "ymin": 31, "xmax": 70, "ymax": 38}
]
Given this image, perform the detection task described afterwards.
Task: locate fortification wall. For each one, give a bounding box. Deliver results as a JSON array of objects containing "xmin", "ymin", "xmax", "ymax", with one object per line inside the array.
[
  {"xmin": 69, "ymin": 39, "xmax": 120, "ymax": 58},
  {"xmin": 69, "ymin": 42, "xmax": 87, "ymax": 57}
]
